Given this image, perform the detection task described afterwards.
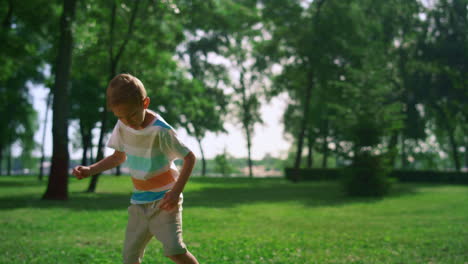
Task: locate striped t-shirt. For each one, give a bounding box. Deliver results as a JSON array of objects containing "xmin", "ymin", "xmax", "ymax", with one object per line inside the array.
[{"xmin": 107, "ymin": 112, "xmax": 191, "ymax": 204}]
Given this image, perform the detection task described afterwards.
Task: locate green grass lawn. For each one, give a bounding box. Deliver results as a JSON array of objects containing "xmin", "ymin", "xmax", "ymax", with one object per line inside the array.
[{"xmin": 0, "ymin": 175, "xmax": 467, "ymax": 264}]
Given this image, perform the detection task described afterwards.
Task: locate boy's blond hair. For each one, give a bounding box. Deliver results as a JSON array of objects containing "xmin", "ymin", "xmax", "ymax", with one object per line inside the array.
[{"xmin": 106, "ymin": 73, "xmax": 147, "ymax": 109}]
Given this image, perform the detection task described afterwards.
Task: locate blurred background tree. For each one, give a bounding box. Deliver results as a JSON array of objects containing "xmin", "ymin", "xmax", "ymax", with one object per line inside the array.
[
  {"xmin": 214, "ymin": 148, "xmax": 237, "ymax": 177},
  {"xmin": 0, "ymin": 0, "xmax": 53, "ymax": 176}
]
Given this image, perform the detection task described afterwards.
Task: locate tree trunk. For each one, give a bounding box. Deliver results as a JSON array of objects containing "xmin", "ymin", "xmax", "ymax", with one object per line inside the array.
[
  {"xmin": 307, "ymin": 129, "xmax": 314, "ymax": 168},
  {"xmin": 294, "ymin": 72, "xmax": 313, "ymax": 169},
  {"xmin": 246, "ymin": 127, "xmax": 253, "ymax": 178},
  {"xmin": 433, "ymin": 103, "xmax": 461, "ymax": 171},
  {"xmin": 465, "ymin": 143, "xmax": 467, "ymax": 170},
  {"xmin": 388, "ymin": 131, "xmax": 399, "ymax": 169},
  {"xmin": 2, "ymin": 0, "xmax": 13, "ymax": 29},
  {"xmin": 87, "ymin": 105, "xmax": 108, "ymax": 191},
  {"xmin": 89, "ymin": 138, "xmax": 95, "ymax": 164},
  {"xmin": 446, "ymin": 125, "xmax": 461, "ymax": 171},
  {"xmin": 39, "ymin": 92, "xmax": 52, "ymax": 181},
  {"xmin": 87, "ymin": 0, "xmax": 140, "ymax": 192},
  {"xmin": 296, "ymin": 1, "xmax": 325, "ymax": 169},
  {"xmin": 0, "ymin": 146, "xmax": 3, "ymax": 176},
  {"xmin": 321, "ymin": 119, "xmax": 329, "ymax": 169},
  {"xmin": 7, "ymin": 144, "xmax": 11, "ymax": 175},
  {"xmin": 334, "ymin": 140, "xmax": 341, "ymax": 168},
  {"xmin": 80, "ymin": 123, "xmax": 90, "ymax": 166},
  {"xmin": 43, "ymin": 0, "xmax": 77, "ymax": 200},
  {"xmin": 238, "ymin": 67, "xmax": 254, "ymax": 178},
  {"xmin": 87, "ymin": 119, "xmax": 105, "ymax": 191},
  {"xmin": 322, "ymin": 139, "xmax": 329, "ymax": 168},
  {"xmin": 196, "ymin": 136, "xmax": 206, "ymax": 177},
  {"xmin": 81, "ymin": 140, "xmax": 88, "ymax": 166},
  {"xmin": 86, "ymin": 126, "xmax": 93, "ymax": 164},
  {"xmin": 400, "ymin": 134, "xmax": 408, "ymax": 169}
]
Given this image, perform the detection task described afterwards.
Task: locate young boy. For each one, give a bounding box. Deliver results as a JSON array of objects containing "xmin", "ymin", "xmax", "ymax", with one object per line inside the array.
[{"xmin": 72, "ymin": 73, "xmax": 199, "ymax": 264}]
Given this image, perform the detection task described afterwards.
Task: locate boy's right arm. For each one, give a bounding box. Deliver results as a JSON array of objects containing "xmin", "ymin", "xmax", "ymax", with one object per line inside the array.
[{"xmin": 72, "ymin": 150, "xmax": 126, "ymax": 179}]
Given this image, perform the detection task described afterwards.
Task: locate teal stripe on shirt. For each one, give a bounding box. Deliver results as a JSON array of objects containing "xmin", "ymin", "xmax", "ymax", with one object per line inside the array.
[
  {"xmin": 131, "ymin": 190, "xmax": 168, "ymax": 202},
  {"xmin": 126, "ymin": 154, "xmax": 169, "ymax": 172},
  {"xmin": 154, "ymin": 119, "xmax": 172, "ymax": 129}
]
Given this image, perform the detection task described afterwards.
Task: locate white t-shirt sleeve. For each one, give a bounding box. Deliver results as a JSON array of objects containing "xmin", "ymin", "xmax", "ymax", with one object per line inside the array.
[
  {"xmin": 160, "ymin": 129, "xmax": 191, "ymax": 160},
  {"xmin": 106, "ymin": 122, "xmax": 124, "ymax": 152}
]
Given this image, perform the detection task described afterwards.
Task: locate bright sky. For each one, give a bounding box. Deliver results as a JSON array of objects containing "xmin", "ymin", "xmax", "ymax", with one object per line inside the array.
[{"xmin": 29, "ymin": 84, "xmax": 291, "ymax": 161}]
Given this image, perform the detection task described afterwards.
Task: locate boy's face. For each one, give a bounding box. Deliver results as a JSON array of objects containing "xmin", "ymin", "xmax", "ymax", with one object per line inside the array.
[{"xmin": 111, "ymin": 97, "xmax": 150, "ymax": 130}]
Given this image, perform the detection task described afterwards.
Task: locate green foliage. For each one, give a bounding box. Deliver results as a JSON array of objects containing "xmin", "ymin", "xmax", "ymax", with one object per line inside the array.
[
  {"xmin": 282, "ymin": 147, "xmax": 338, "ymax": 169},
  {"xmin": 200, "ymin": 1, "xmax": 265, "ymax": 177},
  {"xmin": 260, "ymin": 0, "xmax": 414, "ymax": 172},
  {"xmin": 176, "ymin": 23, "xmax": 231, "ymax": 161},
  {"xmin": 342, "ymin": 152, "xmax": 392, "ymax": 197},
  {"xmin": 0, "ymin": 0, "xmax": 53, "ymax": 163},
  {"xmin": 0, "ymin": 83, "xmax": 39, "ymax": 163},
  {"xmin": 260, "ymin": 153, "xmax": 285, "ymax": 171},
  {"xmin": 213, "ymin": 150, "xmax": 237, "ymax": 177},
  {"xmin": 413, "ymin": 0, "xmax": 468, "ymax": 170}
]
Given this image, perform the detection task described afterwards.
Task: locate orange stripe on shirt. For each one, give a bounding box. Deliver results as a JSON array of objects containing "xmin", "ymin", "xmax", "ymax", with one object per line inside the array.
[{"xmin": 131, "ymin": 170, "xmax": 175, "ymax": 191}]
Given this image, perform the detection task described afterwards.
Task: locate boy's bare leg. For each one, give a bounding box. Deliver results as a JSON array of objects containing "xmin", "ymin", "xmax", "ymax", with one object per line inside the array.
[{"xmin": 167, "ymin": 251, "xmax": 199, "ymax": 264}]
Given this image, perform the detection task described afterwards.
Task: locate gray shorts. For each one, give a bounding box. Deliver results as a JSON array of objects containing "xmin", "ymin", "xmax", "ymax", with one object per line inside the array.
[{"xmin": 123, "ymin": 198, "xmax": 187, "ymax": 264}]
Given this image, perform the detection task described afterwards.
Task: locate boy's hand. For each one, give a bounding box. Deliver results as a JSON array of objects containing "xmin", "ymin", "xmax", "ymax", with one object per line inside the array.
[
  {"xmin": 72, "ymin": 166, "xmax": 92, "ymax": 180},
  {"xmin": 159, "ymin": 190, "xmax": 180, "ymax": 211}
]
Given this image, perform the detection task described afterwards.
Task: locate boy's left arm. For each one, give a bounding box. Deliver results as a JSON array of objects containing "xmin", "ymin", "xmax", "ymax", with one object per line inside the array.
[{"xmin": 159, "ymin": 151, "xmax": 196, "ymax": 211}]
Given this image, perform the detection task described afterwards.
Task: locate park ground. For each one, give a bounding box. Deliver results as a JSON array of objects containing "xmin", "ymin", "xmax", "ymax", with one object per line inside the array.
[{"xmin": 0, "ymin": 175, "xmax": 467, "ymax": 264}]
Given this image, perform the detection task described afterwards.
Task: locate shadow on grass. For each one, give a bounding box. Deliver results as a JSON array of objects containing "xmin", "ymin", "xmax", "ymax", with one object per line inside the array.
[
  {"xmin": 0, "ymin": 180, "xmax": 47, "ymax": 187},
  {"xmin": 184, "ymin": 178, "xmax": 420, "ymax": 208},
  {"xmin": 0, "ymin": 177, "xmax": 420, "ymax": 211},
  {"xmin": 0, "ymin": 191, "xmax": 130, "ymax": 211}
]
